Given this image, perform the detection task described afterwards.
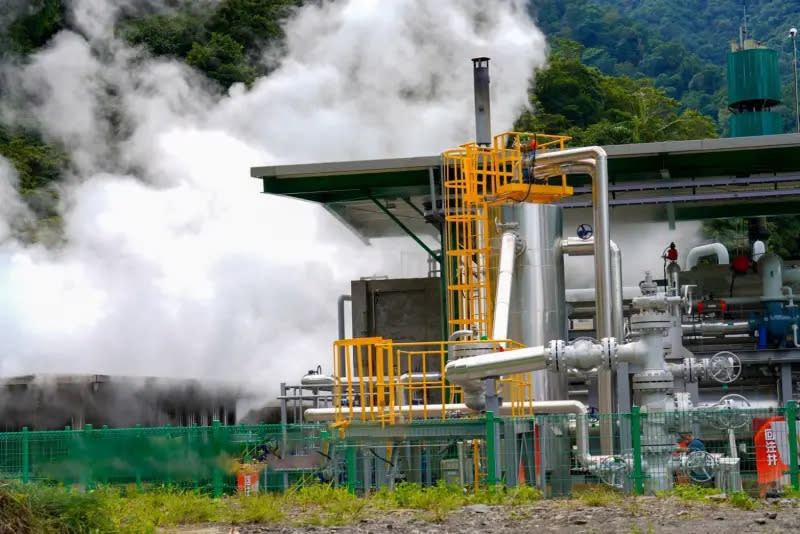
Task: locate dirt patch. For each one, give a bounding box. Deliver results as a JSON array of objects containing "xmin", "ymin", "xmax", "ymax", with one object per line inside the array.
[{"xmin": 181, "ymin": 496, "xmax": 800, "ymax": 534}]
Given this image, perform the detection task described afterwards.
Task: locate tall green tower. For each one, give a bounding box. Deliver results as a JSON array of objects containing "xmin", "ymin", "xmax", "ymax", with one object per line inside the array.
[{"xmin": 727, "ymin": 36, "xmax": 783, "ymax": 137}]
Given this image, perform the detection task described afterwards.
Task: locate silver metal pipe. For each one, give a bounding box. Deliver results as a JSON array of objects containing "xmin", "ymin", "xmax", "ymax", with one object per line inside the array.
[
  {"xmin": 685, "ymin": 243, "xmax": 730, "ymax": 270},
  {"xmin": 492, "ymin": 231, "xmax": 517, "ymax": 344},
  {"xmin": 534, "ymin": 149, "xmax": 613, "ymax": 435},
  {"xmin": 445, "ymin": 345, "xmax": 549, "ymax": 384},
  {"xmin": 682, "ymin": 321, "xmax": 751, "ymax": 337},
  {"xmin": 472, "ymin": 57, "xmax": 491, "ymax": 145},
  {"xmin": 560, "ymin": 236, "xmax": 621, "ymax": 454}
]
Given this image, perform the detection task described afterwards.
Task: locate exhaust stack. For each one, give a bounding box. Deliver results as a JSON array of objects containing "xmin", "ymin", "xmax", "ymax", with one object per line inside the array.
[{"xmin": 472, "ymin": 57, "xmax": 492, "ymax": 145}]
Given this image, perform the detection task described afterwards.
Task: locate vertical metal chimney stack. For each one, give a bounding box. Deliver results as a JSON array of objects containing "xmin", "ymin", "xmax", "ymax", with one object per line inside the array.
[{"xmin": 472, "ymin": 57, "xmax": 492, "ymax": 146}]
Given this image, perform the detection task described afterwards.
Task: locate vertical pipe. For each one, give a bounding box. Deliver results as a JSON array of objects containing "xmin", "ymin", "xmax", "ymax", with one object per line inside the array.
[
  {"xmin": 793, "ymin": 34, "xmax": 799, "ymax": 134},
  {"xmin": 472, "ymin": 57, "xmax": 492, "ymax": 146},
  {"xmin": 492, "ymin": 230, "xmax": 517, "ymax": 345},
  {"xmin": 787, "ymin": 400, "xmax": 799, "ymax": 489},
  {"xmin": 593, "ymin": 152, "xmax": 614, "ymax": 456}
]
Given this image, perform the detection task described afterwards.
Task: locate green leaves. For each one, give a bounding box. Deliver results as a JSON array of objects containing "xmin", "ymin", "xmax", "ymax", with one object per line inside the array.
[
  {"xmin": 186, "ymin": 33, "xmax": 256, "ymax": 87},
  {"xmin": 517, "ymin": 50, "xmax": 718, "ymax": 146}
]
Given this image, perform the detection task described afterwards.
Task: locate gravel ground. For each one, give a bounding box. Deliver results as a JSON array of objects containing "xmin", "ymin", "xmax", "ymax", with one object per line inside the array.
[{"xmin": 167, "ymin": 496, "xmax": 800, "ymax": 534}]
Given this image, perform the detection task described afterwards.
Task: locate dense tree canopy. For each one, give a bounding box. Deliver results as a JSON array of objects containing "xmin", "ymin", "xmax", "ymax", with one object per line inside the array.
[{"xmin": 1, "ymin": 0, "xmax": 798, "ymax": 255}]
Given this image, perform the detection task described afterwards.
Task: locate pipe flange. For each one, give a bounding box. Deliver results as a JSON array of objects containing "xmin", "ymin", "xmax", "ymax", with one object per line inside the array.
[
  {"xmin": 600, "ymin": 337, "xmax": 618, "ymax": 370},
  {"xmin": 548, "ymin": 340, "xmax": 565, "ymax": 372},
  {"xmin": 632, "ymin": 370, "xmax": 674, "ymax": 391},
  {"xmin": 630, "ymin": 311, "xmax": 672, "ymax": 334}
]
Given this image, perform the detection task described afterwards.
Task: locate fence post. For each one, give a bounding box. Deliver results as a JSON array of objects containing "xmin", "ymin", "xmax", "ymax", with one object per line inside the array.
[
  {"xmin": 787, "ymin": 400, "xmax": 799, "ymax": 489},
  {"xmin": 21, "ymin": 427, "xmax": 29, "ymax": 484},
  {"xmin": 135, "ymin": 424, "xmax": 142, "ymax": 492},
  {"xmin": 485, "ymin": 411, "xmax": 497, "ymax": 486},
  {"xmin": 630, "ymin": 407, "xmax": 644, "ymax": 495},
  {"xmin": 212, "ymin": 420, "xmax": 223, "ymax": 498},
  {"xmin": 83, "ymin": 424, "xmax": 93, "ymax": 490},
  {"xmin": 346, "ymin": 444, "xmax": 357, "ymax": 494}
]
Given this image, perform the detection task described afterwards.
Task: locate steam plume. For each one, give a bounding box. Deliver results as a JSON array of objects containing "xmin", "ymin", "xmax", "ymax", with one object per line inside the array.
[{"xmin": 0, "ymin": 0, "xmax": 546, "ymax": 403}]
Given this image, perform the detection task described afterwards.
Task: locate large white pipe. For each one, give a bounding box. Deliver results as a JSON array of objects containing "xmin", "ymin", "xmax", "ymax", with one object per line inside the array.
[
  {"xmin": 533, "ymin": 147, "xmax": 612, "ymax": 340},
  {"xmin": 492, "ymin": 231, "xmax": 517, "ymax": 344},
  {"xmin": 685, "ymin": 243, "xmax": 729, "ymax": 270},
  {"xmin": 560, "ymin": 236, "xmax": 622, "ymax": 453},
  {"xmin": 446, "ymin": 345, "xmax": 549, "ymax": 384}
]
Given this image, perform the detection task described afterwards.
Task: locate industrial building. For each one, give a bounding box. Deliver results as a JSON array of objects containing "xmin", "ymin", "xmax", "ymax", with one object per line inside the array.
[{"xmin": 249, "ymin": 48, "xmax": 800, "ymax": 495}]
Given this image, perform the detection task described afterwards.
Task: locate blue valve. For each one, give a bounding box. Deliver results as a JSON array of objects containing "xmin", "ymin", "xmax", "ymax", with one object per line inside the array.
[{"xmin": 577, "ymin": 223, "xmax": 593, "ymax": 240}]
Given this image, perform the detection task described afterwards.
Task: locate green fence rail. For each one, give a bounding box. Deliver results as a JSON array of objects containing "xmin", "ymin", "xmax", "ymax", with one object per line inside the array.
[{"xmin": 0, "ymin": 403, "xmax": 798, "ymax": 498}]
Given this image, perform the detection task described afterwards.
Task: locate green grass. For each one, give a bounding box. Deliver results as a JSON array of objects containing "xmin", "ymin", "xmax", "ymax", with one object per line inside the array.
[
  {"xmin": 728, "ymin": 491, "xmax": 757, "ymax": 510},
  {"xmin": 659, "ymin": 483, "xmax": 722, "ymax": 501},
  {"xmin": 575, "ymin": 485, "xmax": 623, "ymax": 507},
  {"xmin": 661, "ymin": 484, "xmax": 758, "ymax": 510}
]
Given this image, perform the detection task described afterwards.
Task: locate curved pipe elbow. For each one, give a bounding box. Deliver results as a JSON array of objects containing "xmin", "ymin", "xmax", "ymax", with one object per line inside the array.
[{"xmin": 685, "ymin": 243, "xmax": 730, "ymax": 270}]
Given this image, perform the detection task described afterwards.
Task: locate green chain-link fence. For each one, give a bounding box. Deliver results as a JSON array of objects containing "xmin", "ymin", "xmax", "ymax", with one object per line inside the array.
[{"xmin": 0, "ymin": 403, "xmax": 797, "ymax": 498}]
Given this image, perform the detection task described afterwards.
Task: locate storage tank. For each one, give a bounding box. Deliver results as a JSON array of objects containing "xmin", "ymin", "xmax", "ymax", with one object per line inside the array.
[
  {"xmin": 503, "ymin": 204, "xmax": 567, "ymax": 400},
  {"xmin": 727, "ymin": 39, "xmax": 782, "ymax": 137}
]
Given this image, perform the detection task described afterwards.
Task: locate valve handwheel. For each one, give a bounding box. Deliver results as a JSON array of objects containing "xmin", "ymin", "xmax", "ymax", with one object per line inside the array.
[
  {"xmin": 708, "ymin": 351, "xmax": 742, "ymax": 384},
  {"xmin": 685, "ymin": 450, "xmax": 716, "ymax": 482},
  {"xmin": 711, "ymin": 393, "xmax": 751, "ymax": 429},
  {"xmin": 597, "ymin": 456, "xmax": 630, "ymax": 489},
  {"xmin": 577, "ymin": 224, "xmax": 593, "ymax": 240}
]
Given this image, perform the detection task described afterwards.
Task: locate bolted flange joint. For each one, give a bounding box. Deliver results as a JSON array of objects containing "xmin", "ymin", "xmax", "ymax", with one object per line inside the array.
[{"xmin": 600, "ymin": 337, "xmax": 618, "ymax": 370}]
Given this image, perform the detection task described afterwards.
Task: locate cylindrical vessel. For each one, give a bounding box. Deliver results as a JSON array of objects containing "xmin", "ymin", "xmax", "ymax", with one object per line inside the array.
[{"xmin": 503, "ymin": 204, "xmax": 566, "ymax": 400}]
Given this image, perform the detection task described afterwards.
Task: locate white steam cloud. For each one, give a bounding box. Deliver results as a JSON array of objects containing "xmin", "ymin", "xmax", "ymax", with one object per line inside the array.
[{"xmin": 0, "ymin": 0, "xmax": 546, "ymax": 401}]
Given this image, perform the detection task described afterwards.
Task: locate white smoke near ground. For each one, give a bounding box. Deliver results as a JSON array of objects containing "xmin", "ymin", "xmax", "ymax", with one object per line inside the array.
[{"xmin": 0, "ymin": 0, "xmax": 546, "ymax": 404}]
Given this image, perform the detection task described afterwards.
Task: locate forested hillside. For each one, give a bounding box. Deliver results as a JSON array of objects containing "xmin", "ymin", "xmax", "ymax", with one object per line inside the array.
[{"xmin": 1, "ymin": 0, "xmax": 798, "ymax": 254}]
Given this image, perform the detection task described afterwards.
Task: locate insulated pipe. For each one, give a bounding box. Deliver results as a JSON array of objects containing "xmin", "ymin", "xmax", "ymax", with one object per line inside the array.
[
  {"xmin": 560, "ymin": 238, "xmax": 624, "ymax": 340},
  {"xmin": 492, "ymin": 231, "xmax": 517, "ymax": 344},
  {"xmin": 685, "ymin": 243, "xmax": 730, "ymax": 270},
  {"xmin": 531, "ymin": 147, "xmax": 612, "ymax": 341},
  {"xmin": 681, "ymin": 321, "xmax": 751, "ymax": 337},
  {"xmin": 560, "ymin": 235, "xmax": 621, "ymax": 454},
  {"xmin": 446, "ymin": 345, "xmax": 549, "ymax": 384},
  {"xmin": 534, "ymin": 148, "xmax": 613, "ymax": 451}
]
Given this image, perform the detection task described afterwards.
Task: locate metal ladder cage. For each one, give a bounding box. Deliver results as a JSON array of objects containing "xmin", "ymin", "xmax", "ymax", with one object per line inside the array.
[{"xmin": 442, "ymin": 132, "xmax": 572, "ymax": 341}]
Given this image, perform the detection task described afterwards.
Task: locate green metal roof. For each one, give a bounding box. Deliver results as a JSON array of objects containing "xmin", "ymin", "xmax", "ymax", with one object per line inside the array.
[{"xmin": 251, "ymin": 134, "xmax": 800, "ymax": 238}]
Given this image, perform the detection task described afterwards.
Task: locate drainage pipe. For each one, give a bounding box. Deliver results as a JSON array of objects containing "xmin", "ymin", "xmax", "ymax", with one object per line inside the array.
[{"xmin": 685, "ymin": 243, "xmax": 730, "ymax": 270}]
